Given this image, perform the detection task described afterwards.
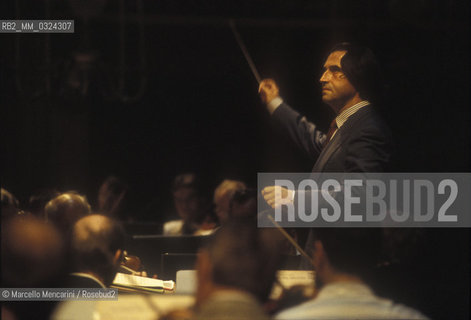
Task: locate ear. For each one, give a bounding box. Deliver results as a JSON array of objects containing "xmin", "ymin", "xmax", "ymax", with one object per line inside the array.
[
  {"xmin": 196, "ymin": 250, "xmax": 212, "ymax": 282},
  {"xmin": 113, "ymin": 249, "xmax": 123, "ymax": 266},
  {"xmin": 312, "ymin": 240, "xmax": 326, "ymax": 270},
  {"xmin": 195, "ymin": 250, "xmax": 213, "ymax": 307}
]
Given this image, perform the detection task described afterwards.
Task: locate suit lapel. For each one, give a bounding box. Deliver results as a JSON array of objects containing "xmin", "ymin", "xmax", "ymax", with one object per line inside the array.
[
  {"xmin": 312, "ymin": 127, "xmax": 344, "ymax": 171},
  {"xmin": 311, "ymin": 106, "xmax": 372, "ymax": 172}
]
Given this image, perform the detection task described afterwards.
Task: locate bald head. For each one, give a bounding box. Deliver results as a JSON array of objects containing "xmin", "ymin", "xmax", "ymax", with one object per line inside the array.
[
  {"xmin": 71, "ymin": 214, "xmax": 125, "ymax": 286},
  {"xmin": 74, "ymin": 214, "xmax": 115, "ymax": 242},
  {"xmin": 45, "ymin": 192, "xmax": 91, "ymax": 232}
]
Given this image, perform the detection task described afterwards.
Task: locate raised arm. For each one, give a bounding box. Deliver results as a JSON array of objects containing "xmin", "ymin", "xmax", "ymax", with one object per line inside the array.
[{"xmin": 258, "ymin": 79, "xmax": 326, "ymax": 161}]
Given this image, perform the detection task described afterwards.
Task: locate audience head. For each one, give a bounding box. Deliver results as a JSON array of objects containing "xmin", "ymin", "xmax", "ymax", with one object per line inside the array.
[
  {"xmin": 213, "ymin": 179, "xmax": 247, "ymax": 224},
  {"xmin": 311, "ymin": 228, "xmax": 382, "ymax": 285},
  {"xmin": 45, "ymin": 192, "xmax": 91, "ymax": 232},
  {"xmin": 71, "ymin": 214, "xmax": 125, "ymax": 286},
  {"xmin": 196, "ymin": 222, "xmax": 282, "ymax": 305},
  {"xmin": 97, "ymin": 176, "xmax": 129, "ymax": 220},
  {"xmin": 28, "ymin": 188, "xmax": 60, "ymax": 220},
  {"xmin": 1, "ymin": 188, "xmax": 20, "ymax": 220},
  {"xmin": 172, "ymin": 173, "xmax": 210, "ymax": 223},
  {"xmin": 1, "ymin": 216, "xmax": 66, "ymax": 287},
  {"xmin": 229, "ymin": 188, "xmax": 258, "ymax": 221}
]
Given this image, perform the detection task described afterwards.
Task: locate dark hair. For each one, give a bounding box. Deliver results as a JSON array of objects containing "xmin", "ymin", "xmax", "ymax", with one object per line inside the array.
[
  {"xmin": 312, "ymin": 228, "xmax": 381, "ymax": 276},
  {"xmin": 98, "ymin": 176, "xmax": 128, "ymax": 218},
  {"xmin": 204, "ymin": 222, "xmax": 282, "ymax": 301},
  {"xmin": 172, "ymin": 173, "xmax": 199, "ymax": 192},
  {"xmin": 28, "ymin": 188, "xmax": 61, "ymax": 217},
  {"xmin": 172, "ymin": 172, "xmax": 215, "ymax": 225},
  {"xmin": 1, "ymin": 188, "xmax": 20, "ymax": 219},
  {"xmin": 329, "ymin": 42, "xmax": 383, "ymax": 103},
  {"xmin": 229, "ymin": 188, "xmax": 258, "ymax": 220}
]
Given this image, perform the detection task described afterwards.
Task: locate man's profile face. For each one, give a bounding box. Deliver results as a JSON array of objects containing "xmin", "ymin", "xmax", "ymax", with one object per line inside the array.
[{"xmin": 319, "ymin": 50, "xmax": 358, "ymax": 111}]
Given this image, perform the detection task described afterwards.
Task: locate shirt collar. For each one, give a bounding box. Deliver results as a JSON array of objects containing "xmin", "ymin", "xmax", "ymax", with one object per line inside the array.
[
  {"xmin": 316, "ymin": 281, "xmax": 374, "ymax": 300},
  {"xmin": 71, "ymin": 272, "xmax": 107, "ymax": 288},
  {"xmin": 335, "ymin": 100, "xmax": 370, "ymax": 128}
]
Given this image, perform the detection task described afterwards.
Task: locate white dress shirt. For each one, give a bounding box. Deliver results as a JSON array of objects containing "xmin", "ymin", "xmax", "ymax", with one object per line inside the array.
[{"xmin": 275, "ymin": 281, "xmax": 428, "ymax": 320}]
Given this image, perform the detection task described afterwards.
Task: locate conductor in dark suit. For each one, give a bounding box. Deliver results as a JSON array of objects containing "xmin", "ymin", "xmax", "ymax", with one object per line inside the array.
[{"xmin": 259, "ymin": 42, "xmax": 392, "ymax": 207}]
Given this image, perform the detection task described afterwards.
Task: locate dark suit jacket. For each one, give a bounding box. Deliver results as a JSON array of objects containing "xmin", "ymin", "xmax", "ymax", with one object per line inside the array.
[
  {"xmin": 271, "ymin": 103, "xmax": 393, "ymax": 263},
  {"xmin": 271, "ymin": 103, "xmax": 392, "ymax": 173}
]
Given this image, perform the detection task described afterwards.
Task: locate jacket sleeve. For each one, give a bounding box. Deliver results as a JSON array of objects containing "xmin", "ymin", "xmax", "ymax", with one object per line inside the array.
[{"xmin": 271, "ymin": 103, "xmax": 326, "ymax": 162}]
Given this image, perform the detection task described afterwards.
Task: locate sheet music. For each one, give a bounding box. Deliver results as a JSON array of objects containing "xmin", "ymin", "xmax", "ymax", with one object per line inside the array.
[{"xmin": 113, "ymin": 272, "xmax": 174, "ymax": 290}]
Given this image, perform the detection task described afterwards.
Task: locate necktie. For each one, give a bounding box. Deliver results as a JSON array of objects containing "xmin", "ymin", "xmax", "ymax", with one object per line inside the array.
[{"xmin": 323, "ymin": 119, "xmax": 338, "ymax": 148}]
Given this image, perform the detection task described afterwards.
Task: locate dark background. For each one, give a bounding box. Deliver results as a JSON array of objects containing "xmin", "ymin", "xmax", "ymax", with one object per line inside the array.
[
  {"xmin": 2, "ymin": 0, "xmax": 469, "ymax": 211},
  {"xmin": 1, "ymin": 1, "xmax": 470, "ymax": 318}
]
